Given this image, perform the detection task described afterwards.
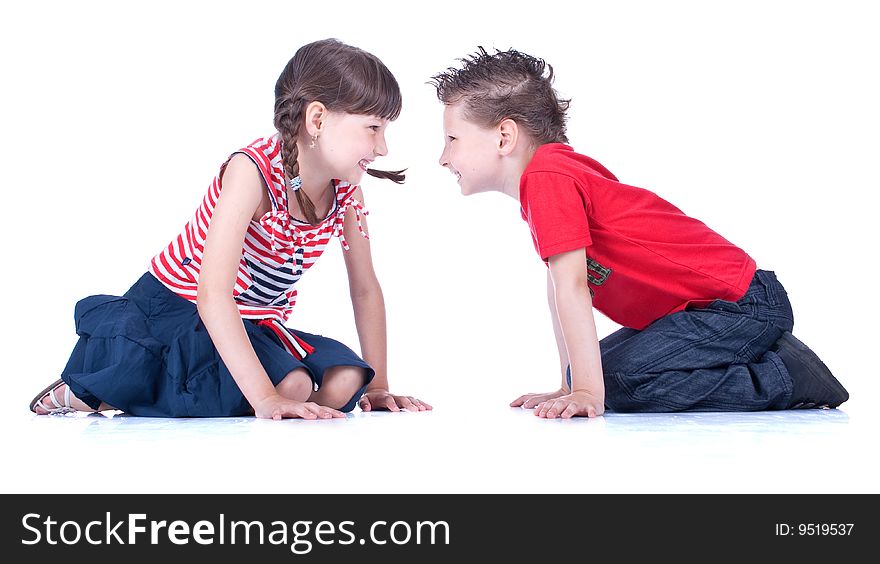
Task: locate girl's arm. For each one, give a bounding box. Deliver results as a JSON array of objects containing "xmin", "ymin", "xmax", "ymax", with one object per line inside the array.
[
  {"xmin": 340, "ymin": 187, "xmax": 431, "ymax": 412},
  {"xmin": 198, "ymin": 154, "xmax": 341, "ymax": 420},
  {"xmin": 538, "ymin": 247, "xmax": 605, "ymax": 418}
]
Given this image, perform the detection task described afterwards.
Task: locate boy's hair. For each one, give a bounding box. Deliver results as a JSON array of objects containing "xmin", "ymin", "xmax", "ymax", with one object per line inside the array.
[
  {"xmin": 430, "ymin": 47, "xmax": 571, "ymax": 145},
  {"xmin": 274, "ymin": 39, "xmax": 405, "ymax": 225}
]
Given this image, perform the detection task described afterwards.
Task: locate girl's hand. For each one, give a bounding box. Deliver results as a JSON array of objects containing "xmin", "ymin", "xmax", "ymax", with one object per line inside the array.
[
  {"xmin": 358, "ymin": 390, "xmax": 433, "ymax": 412},
  {"xmin": 534, "ymin": 390, "xmax": 605, "ymax": 419},
  {"xmin": 510, "ymin": 388, "xmax": 568, "ymax": 409},
  {"xmin": 254, "ymin": 394, "xmax": 345, "ymax": 420}
]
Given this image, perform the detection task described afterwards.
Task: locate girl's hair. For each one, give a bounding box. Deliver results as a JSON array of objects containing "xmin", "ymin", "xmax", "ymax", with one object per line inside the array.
[
  {"xmin": 274, "ymin": 39, "xmax": 405, "ymax": 224},
  {"xmin": 430, "ymin": 47, "xmax": 571, "ymax": 145}
]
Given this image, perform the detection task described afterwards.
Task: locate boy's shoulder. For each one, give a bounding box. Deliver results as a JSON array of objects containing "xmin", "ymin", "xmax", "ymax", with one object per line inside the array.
[{"xmin": 523, "ymin": 143, "xmax": 619, "ymax": 184}]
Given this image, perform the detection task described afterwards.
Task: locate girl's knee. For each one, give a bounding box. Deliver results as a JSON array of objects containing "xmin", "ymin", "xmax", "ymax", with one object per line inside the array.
[
  {"xmin": 276, "ymin": 368, "xmax": 313, "ymax": 401},
  {"xmin": 312, "ymin": 366, "xmax": 368, "ymax": 409}
]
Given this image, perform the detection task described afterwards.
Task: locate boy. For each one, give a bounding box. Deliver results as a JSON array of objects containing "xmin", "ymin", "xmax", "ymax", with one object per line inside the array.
[{"xmin": 431, "ymin": 48, "xmax": 849, "ymax": 418}]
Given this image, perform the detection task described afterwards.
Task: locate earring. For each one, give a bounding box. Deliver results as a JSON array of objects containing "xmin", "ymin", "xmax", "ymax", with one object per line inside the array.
[{"xmin": 309, "ymin": 135, "xmax": 317, "ymax": 149}]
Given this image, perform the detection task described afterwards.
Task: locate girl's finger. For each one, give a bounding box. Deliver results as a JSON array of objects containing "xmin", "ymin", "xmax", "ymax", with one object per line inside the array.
[
  {"xmin": 310, "ymin": 402, "xmax": 338, "ymax": 418},
  {"xmin": 385, "ymin": 396, "xmax": 400, "ymax": 412},
  {"xmin": 303, "ymin": 402, "xmax": 327, "ymax": 418},
  {"xmin": 561, "ymin": 403, "xmax": 579, "ymax": 419},
  {"xmin": 409, "ymin": 397, "xmax": 430, "ymax": 411},
  {"xmin": 402, "ymin": 397, "xmax": 420, "ymax": 411},
  {"xmin": 359, "ymin": 396, "xmax": 372, "ymax": 412}
]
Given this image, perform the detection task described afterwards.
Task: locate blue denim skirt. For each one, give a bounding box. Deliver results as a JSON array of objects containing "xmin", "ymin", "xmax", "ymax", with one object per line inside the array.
[{"xmin": 60, "ymin": 273, "xmax": 373, "ymax": 416}]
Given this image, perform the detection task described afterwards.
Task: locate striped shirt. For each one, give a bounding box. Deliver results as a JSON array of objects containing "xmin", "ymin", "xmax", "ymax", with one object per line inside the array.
[{"xmin": 148, "ymin": 134, "xmax": 369, "ymax": 358}]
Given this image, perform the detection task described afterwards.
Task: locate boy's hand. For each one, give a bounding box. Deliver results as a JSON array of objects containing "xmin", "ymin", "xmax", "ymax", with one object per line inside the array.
[
  {"xmin": 534, "ymin": 390, "xmax": 605, "ymax": 419},
  {"xmin": 359, "ymin": 390, "xmax": 433, "ymax": 412},
  {"xmin": 510, "ymin": 388, "xmax": 567, "ymax": 408},
  {"xmin": 254, "ymin": 394, "xmax": 345, "ymax": 420}
]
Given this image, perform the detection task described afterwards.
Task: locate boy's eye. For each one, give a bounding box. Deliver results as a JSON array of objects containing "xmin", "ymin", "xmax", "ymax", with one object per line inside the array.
[
  {"xmin": 447, "ymin": 136, "xmax": 456, "ymax": 141},
  {"xmin": 370, "ymin": 125, "xmax": 381, "ymax": 131}
]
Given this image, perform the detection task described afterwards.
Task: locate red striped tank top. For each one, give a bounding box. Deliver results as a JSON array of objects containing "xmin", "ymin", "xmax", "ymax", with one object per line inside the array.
[{"xmin": 148, "ymin": 134, "xmax": 369, "ymax": 359}]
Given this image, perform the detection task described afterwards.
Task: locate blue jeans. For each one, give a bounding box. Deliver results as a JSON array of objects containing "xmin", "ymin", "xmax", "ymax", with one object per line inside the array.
[{"xmin": 568, "ymin": 270, "xmax": 795, "ymax": 412}]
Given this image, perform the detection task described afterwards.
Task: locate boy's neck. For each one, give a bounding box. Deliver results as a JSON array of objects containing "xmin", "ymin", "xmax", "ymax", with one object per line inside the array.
[{"xmin": 498, "ymin": 143, "xmax": 539, "ymax": 202}]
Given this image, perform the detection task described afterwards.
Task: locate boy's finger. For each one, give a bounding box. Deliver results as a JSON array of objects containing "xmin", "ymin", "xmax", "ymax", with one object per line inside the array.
[
  {"xmin": 385, "ymin": 397, "xmax": 400, "ymax": 412},
  {"xmin": 359, "ymin": 396, "xmax": 372, "ymax": 411}
]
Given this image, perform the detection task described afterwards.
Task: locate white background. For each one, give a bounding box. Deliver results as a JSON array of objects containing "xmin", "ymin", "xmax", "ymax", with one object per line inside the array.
[{"xmin": 1, "ymin": 0, "xmax": 878, "ymax": 493}]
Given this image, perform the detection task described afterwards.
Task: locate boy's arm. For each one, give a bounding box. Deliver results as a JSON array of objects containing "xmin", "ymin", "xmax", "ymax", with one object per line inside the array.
[
  {"xmin": 547, "ymin": 270, "xmax": 572, "ymax": 392},
  {"xmin": 542, "ymin": 247, "xmax": 605, "ymax": 418},
  {"xmin": 508, "ymin": 271, "xmax": 573, "ymax": 409}
]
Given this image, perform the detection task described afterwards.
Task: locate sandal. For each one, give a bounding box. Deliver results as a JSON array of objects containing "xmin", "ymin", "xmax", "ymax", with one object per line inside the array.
[{"xmin": 29, "ymin": 378, "xmax": 76, "ymax": 414}]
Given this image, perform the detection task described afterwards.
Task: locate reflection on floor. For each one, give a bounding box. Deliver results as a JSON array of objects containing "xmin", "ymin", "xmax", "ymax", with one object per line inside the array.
[{"xmin": 7, "ymin": 405, "xmax": 873, "ymax": 494}]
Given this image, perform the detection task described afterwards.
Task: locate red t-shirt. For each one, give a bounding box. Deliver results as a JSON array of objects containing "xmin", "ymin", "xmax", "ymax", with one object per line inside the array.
[{"xmin": 520, "ymin": 143, "xmax": 756, "ymax": 330}]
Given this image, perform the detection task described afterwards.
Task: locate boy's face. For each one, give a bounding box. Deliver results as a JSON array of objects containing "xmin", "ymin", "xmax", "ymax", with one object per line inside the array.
[{"xmin": 438, "ymin": 103, "xmax": 505, "ymax": 195}]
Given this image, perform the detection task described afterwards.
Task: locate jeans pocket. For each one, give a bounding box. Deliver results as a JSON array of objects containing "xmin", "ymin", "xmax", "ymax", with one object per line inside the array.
[
  {"xmin": 755, "ymin": 270, "xmax": 787, "ymax": 307},
  {"xmin": 707, "ymin": 298, "xmax": 742, "ymax": 315}
]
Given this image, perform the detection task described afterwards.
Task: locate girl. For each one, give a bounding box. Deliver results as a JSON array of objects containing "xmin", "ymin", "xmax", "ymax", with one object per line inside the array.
[{"xmin": 30, "ymin": 39, "xmax": 431, "ymax": 420}]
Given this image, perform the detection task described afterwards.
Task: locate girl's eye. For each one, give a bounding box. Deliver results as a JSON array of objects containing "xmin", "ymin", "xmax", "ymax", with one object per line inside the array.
[
  {"xmin": 370, "ymin": 125, "xmax": 381, "ymax": 131},
  {"xmin": 447, "ymin": 136, "xmax": 456, "ymax": 142}
]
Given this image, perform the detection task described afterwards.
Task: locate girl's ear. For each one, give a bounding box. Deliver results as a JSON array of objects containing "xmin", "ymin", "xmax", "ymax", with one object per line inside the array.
[
  {"xmin": 497, "ymin": 118, "xmax": 519, "ymax": 156},
  {"xmin": 304, "ymin": 101, "xmax": 327, "ymax": 137}
]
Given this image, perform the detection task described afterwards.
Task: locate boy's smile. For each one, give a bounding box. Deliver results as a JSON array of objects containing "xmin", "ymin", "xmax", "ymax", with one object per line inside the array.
[
  {"xmin": 438, "ymin": 103, "xmax": 506, "ymax": 196},
  {"xmin": 438, "ymin": 102, "xmax": 536, "ymax": 200}
]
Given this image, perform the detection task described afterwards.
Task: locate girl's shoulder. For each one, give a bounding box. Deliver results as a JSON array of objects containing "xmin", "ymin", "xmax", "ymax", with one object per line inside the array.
[
  {"xmin": 221, "ymin": 135, "xmax": 285, "ymax": 195},
  {"xmin": 334, "ymin": 180, "xmax": 360, "ymax": 203},
  {"xmin": 233, "ymin": 135, "xmax": 283, "ymax": 173}
]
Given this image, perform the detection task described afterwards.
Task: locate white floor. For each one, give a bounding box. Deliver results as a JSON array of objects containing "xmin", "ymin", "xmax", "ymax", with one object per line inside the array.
[{"xmin": 4, "ymin": 395, "xmax": 876, "ymax": 494}]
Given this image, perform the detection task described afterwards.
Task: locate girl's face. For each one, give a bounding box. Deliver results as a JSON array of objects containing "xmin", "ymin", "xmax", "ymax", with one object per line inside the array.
[
  {"xmin": 439, "ymin": 103, "xmax": 504, "ymax": 195},
  {"xmin": 315, "ymin": 112, "xmax": 390, "ymax": 184}
]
